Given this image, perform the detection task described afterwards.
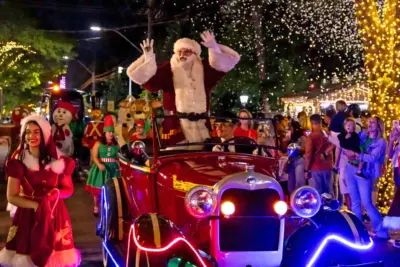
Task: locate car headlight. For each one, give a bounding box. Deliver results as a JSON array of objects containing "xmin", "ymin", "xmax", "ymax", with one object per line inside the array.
[
  {"xmin": 184, "ymin": 186, "xmax": 216, "ymax": 219},
  {"xmin": 290, "ymin": 186, "xmax": 321, "ymax": 218}
]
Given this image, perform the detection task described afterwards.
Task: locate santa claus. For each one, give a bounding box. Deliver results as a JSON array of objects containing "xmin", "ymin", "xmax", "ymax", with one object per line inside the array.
[{"xmin": 127, "ymin": 31, "xmax": 240, "ymax": 147}]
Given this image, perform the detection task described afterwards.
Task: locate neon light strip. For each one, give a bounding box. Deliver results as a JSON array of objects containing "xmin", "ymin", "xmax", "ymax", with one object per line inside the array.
[
  {"xmin": 306, "ymin": 235, "xmax": 373, "ymax": 267},
  {"xmin": 103, "ymin": 241, "xmax": 120, "ymax": 267},
  {"xmin": 126, "ymin": 224, "xmax": 207, "ymax": 267}
]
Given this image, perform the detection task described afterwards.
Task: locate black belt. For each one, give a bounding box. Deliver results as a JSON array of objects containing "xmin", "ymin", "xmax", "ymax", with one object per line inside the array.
[{"xmin": 176, "ymin": 112, "xmax": 208, "ymax": 121}]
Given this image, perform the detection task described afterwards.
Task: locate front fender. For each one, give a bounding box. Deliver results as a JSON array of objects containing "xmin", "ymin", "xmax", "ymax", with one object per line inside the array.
[
  {"xmin": 126, "ymin": 214, "xmax": 216, "ymax": 267},
  {"xmin": 283, "ymin": 210, "xmax": 372, "ymax": 267}
]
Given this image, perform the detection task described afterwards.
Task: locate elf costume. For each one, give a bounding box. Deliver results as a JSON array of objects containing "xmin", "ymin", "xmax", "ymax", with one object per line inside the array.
[{"xmin": 85, "ymin": 115, "xmax": 120, "ymax": 214}]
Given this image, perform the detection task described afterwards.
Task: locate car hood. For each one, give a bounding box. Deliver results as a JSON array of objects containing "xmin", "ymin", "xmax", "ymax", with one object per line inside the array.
[{"xmin": 157, "ymin": 152, "xmax": 277, "ymax": 189}]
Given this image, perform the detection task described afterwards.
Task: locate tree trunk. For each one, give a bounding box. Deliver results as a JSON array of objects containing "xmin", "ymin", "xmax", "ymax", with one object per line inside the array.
[
  {"xmin": 355, "ymin": 0, "xmax": 399, "ymax": 212},
  {"xmin": 251, "ymin": 0, "xmax": 268, "ymax": 112},
  {"xmin": 147, "ymin": 0, "xmax": 154, "ymax": 39}
]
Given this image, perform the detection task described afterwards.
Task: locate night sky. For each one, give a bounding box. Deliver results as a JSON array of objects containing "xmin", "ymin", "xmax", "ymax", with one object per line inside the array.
[{"xmin": 8, "ymin": 0, "xmax": 170, "ymax": 90}]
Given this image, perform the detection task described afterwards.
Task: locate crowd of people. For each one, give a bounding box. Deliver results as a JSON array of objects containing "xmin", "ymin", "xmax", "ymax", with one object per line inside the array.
[{"xmin": 275, "ymin": 101, "xmax": 399, "ymax": 248}]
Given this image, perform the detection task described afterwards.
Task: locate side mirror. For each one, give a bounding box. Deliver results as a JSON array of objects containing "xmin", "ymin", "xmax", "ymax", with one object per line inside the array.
[
  {"xmin": 131, "ymin": 140, "xmax": 146, "ymax": 154},
  {"xmin": 321, "ymin": 193, "xmax": 340, "ymax": 211}
]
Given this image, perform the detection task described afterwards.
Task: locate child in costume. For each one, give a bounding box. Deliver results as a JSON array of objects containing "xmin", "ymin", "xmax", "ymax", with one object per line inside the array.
[
  {"xmin": 85, "ymin": 115, "xmax": 120, "ymax": 216},
  {"xmin": 129, "ymin": 119, "xmax": 151, "ymax": 141},
  {"xmin": 0, "ymin": 114, "xmax": 80, "ymax": 267}
]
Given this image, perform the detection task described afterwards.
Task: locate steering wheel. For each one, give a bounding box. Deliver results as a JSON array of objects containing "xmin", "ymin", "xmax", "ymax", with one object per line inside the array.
[{"xmin": 221, "ymin": 136, "xmax": 258, "ymax": 154}]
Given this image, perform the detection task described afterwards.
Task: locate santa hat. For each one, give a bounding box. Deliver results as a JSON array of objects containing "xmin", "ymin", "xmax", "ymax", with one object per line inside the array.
[
  {"xmin": 103, "ymin": 115, "xmax": 115, "ymax": 132},
  {"xmin": 21, "ymin": 114, "xmax": 52, "ymax": 145},
  {"xmin": 55, "ymin": 101, "xmax": 76, "ymax": 117},
  {"xmin": 173, "ymin": 38, "xmax": 201, "ymax": 56}
]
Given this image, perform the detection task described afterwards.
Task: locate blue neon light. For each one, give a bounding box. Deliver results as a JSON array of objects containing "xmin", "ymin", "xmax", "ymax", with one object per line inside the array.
[
  {"xmin": 103, "ymin": 241, "xmax": 120, "ymax": 267},
  {"xmin": 306, "ymin": 235, "xmax": 374, "ymax": 267}
]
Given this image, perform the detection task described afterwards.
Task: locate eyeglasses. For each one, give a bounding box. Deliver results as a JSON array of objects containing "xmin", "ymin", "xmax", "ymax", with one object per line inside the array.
[{"xmin": 178, "ymin": 49, "xmax": 194, "ymax": 56}]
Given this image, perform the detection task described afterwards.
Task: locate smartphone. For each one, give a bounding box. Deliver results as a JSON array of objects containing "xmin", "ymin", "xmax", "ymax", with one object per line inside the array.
[
  {"xmin": 394, "ymin": 120, "xmax": 399, "ymax": 130},
  {"xmin": 306, "ymin": 130, "xmax": 311, "ymax": 136}
]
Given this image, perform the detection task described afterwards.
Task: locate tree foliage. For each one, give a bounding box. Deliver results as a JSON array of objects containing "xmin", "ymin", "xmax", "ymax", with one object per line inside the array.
[{"xmin": 0, "ymin": 4, "xmax": 74, "ymax": 111}]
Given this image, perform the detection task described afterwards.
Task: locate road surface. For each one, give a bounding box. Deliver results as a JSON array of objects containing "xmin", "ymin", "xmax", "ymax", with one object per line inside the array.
[{"xmin": 1, "ymin": 181, "xmax": 400, "ymax": 267}]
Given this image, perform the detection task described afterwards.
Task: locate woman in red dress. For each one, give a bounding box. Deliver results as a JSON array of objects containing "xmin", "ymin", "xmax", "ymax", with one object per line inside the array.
[
  {"xmin": 0, "ymin": 114, "xmax": 80, "ymax": 267},
  {"xmin": 233, "ymin": 109, "xmax": 257, "ymax": 140}
]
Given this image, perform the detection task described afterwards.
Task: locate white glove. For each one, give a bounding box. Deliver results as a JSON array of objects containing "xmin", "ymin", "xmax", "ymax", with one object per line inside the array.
[
  {"xmin": 140, "ymin": 39, "xmax": 154, "ymax": 61},
  {"xmin": 201, "ymin": 31, "xmax": 221, "ymax": 52},
  {"xmin": 212, "ymin": 145, "xmax": 223, "ymax": 152}
]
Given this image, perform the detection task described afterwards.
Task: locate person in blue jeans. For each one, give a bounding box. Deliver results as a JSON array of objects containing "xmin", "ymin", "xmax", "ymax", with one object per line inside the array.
[
  {"xmin": 286, "ymin": 120, "xmax": 306, "ymax": 194},
  {"xmin": 304, "ymin": 114, "xmax": 334, "ymax": 195},
  {"xmin": 344, "ymin": 115, "xmax": 389, "ymax": 239}
]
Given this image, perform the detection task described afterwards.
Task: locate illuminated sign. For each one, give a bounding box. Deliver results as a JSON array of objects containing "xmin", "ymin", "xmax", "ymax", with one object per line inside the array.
[{"xmin": 59, "ymin": 75, "xmax": 67, "ymax": 89}]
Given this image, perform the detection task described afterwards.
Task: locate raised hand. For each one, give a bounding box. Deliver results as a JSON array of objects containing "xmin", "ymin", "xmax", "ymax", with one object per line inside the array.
[
  {"xmin": 140, "ymin": 39, "xmax": 154, "ymax": 60},
  {"xmin": 200, "ymin": 31, "xmax": 219, "ymax": 51}
]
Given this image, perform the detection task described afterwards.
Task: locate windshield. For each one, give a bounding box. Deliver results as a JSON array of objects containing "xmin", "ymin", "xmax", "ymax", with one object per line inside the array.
[{"xmin": 153, "ymin": 115, "xmax": 278, "ymax": 153}]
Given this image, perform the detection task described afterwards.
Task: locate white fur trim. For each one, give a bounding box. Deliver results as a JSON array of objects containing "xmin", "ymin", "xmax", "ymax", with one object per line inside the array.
[
  {"xmin": 208, "ymin": 44, "xmax": 240, "ymax": 72},
  {"xmin": 45, "ymin": 249, "xmax": 81, "ymax": 267},
  {"xmin": 127, "ymin": 55, "xmax": 157, "ymax": 85},
  {"xmin": 22, "ymin": 149, "xmax": 40, "ymax": 171},
  {"xmin": 20, "ymin": 114, "xmax": 52, "ymax": 144},
  {"xmin": 383, "ymin": 216, "xmax": 400, "ymax": 230},
  {"xmin": 45, "ymin": 158, "xmax": 65, "ymax": 175},
  {"xmin": 170, "ymin": 55, "xmax": 207, "ymax": 114},
  {"xmin": 174, "ymin": 38, "xmax": 201, "ymax": 56}
]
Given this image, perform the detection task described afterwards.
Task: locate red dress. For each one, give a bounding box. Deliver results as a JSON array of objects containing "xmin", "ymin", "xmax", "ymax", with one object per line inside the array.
[{"xmin": 0, "ymin": 152, "xmax": 80, "ymax": 267}]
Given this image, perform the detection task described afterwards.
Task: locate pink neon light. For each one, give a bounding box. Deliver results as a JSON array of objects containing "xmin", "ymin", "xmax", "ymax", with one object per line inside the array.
[{"xmin": 126, "ymin": 224, "xmax": 207, "ymax": 267}]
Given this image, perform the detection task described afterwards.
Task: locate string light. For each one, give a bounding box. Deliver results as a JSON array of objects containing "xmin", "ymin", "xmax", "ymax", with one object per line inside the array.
[
  {"xmin": 189, "ymin": 0, "xmax": 365, "ymax": 111},
  {"xmin": 355, "ymin": 0, "xmax": 399, "ymax": 213}
]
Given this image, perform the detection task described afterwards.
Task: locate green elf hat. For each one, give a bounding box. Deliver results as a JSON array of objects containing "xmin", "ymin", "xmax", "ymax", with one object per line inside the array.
[{"xmin": 103, "ymin": 115, "xmax": 115, "ymax": 132}]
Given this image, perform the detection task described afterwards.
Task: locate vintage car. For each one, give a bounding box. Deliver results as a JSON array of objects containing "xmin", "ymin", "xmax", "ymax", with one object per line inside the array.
[{"xmin": 98, "ymin": 115, "xmax": 377, "ymax": 267}]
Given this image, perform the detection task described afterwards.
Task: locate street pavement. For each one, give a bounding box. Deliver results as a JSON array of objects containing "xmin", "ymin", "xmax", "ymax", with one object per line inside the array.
[{"xmin": 1, "ymin": 180, "xmax": 400, "ymax": 267}]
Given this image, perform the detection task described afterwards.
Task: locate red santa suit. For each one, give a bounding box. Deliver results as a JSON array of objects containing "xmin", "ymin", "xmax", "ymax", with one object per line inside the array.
[
  {"xmin": 127, "ymin": 38, "xmax": 240, "ymax": 146},
  {"xmin": 82, "ymin": 121, "xmax": 104, "ymax": 149}
]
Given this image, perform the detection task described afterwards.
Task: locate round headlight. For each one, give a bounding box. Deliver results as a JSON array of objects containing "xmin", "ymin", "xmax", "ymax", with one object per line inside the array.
[
  {"xmin": 290, "ymin": 186, "xmax": 321, "ymax": 218},
  {"xmin": 184, "ymin": 186, "xmax": 216, "ymax": 219}
]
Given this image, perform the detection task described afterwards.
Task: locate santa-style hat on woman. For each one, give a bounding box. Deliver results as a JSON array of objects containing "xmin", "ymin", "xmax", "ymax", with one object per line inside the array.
[{"xmin": 17, "ymin": 114, "xmax": 64, "ymax": 173}]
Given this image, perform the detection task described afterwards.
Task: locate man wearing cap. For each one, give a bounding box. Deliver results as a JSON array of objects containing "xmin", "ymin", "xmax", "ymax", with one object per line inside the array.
[
  {"xmin": 129, "ymin": 119, "xmax": 151, "ymax": 141},
  {"xmin": 205, "ymin": 112, "xmax": 255, "ymax": 154},
  {"xmin": 127, "ymin": 31, "xmax": 240, "ymax": 147}
]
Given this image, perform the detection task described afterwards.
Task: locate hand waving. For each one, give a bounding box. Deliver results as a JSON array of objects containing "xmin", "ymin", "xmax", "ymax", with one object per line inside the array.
[
  {"xmin": 140, "ymin": 39, "xmax": 154, "ymax": 60},
  {"xmin": 200, "ymin": 31, "xmax": 220, "ymax": 51}
]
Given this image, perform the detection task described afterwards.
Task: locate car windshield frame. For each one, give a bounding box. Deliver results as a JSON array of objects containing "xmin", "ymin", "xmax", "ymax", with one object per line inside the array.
[{"xmin": 153, "ymin": 115, "xmax": 279, "ymax": 152}]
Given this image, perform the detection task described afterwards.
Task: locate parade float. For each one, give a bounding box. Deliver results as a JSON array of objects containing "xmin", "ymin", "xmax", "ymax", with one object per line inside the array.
[{"xmin": 98, "ymin": 115, "xmax": 377, "ymax": 267}]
